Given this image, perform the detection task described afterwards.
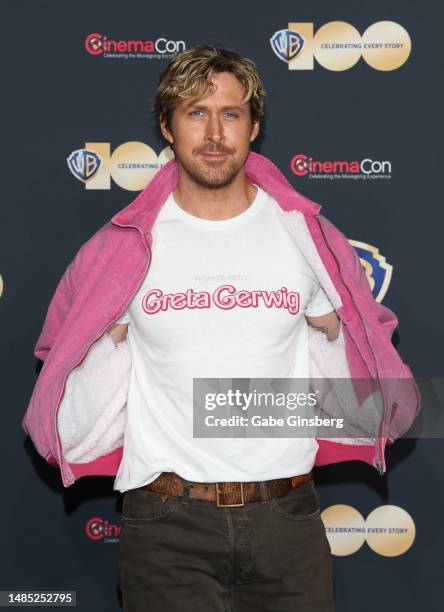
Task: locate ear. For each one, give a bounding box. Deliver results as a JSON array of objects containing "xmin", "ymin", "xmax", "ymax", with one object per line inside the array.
[
  {"xmin": 249, "ymin": 120, "xmax": 260, "ymax": 142},
  {"xmin": 160, "ymin": 115, "xmax": 174, "ymax": 145}
]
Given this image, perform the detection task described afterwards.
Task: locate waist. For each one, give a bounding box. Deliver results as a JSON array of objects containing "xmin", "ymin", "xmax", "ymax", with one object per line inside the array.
[{"xmin": 136, "ymin": 471, "xmax": 314, "ymax": 507}]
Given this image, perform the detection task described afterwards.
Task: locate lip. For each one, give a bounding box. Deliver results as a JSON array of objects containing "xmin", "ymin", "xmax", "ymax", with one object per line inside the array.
[{"xmin": 199, "ymin": 152, "xmax": 228, "ymax": 160}]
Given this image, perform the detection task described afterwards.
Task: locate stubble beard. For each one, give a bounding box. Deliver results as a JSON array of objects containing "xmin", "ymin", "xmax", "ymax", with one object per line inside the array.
[{"xmin": 178, "ymin": 153, "xmax": 244, "ymax": 190}]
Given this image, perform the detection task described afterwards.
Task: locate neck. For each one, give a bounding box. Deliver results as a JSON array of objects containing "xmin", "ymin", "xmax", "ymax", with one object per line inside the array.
[{"xmin": 172, "ymin": 164, "xmax": 257, "ymax": 221}]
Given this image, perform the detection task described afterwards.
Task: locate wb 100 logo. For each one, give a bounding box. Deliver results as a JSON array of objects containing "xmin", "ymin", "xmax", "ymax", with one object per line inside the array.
[
  {"xmin": 67, "ymin": 142, "xmax": 174, "ymax": 191},
  {"xmin": 270, "ymin": 20, "xmax": 411, "ymax": 70}
]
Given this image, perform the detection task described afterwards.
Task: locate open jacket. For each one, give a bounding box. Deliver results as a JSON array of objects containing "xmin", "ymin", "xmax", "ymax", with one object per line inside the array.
[{"xmin": 22, "ymin": 151, "xmax": 421, "ymax": 488}]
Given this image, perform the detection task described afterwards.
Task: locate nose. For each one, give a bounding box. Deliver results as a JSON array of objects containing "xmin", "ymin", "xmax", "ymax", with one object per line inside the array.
[{"xmin": 205, "ymin": 113, "xmax": 224, "ymax": 143}]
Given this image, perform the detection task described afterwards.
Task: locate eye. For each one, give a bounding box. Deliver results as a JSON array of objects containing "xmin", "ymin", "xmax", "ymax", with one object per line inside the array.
[{"xmin": 189, "ymin": 110, "xmax": 204, "ymax": 117}]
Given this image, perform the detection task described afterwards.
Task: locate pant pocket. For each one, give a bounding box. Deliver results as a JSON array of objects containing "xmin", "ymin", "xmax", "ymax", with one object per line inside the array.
[
  {"xmin": 122, "ymin": 488, "xmax": 180, "ymax": 524},
  {"xmin": 270, "ymin": 480, "xmax": 321, "ymax": 522}
]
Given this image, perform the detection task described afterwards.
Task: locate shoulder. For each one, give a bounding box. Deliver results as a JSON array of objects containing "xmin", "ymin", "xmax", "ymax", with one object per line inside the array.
[
  {"xmin": 317, "ymin": 213, "xmax": 348, "ymax": 244},
  {"xmin": 317, "ymin": 213, "xmax": 361, "ymax": 277},
  {"xmin": 68, "ymin": 220, "xmax": 140, "ymax": 290}
]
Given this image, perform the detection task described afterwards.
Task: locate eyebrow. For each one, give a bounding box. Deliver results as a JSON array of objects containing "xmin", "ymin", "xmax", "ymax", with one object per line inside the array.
[{"xmin": 184, "ymin": 103, "xmax": 245, "ymax": 113}]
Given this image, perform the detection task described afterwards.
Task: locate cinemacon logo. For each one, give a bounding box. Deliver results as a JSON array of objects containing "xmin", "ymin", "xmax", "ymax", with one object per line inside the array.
[
  {"xmin": 291, "ymin": 153, "xmax": 391, "ymax": 176},
  {"xmin": 85, "ymin": 32, "xmax": 185, "ymax": 55},
  {"xmin": 86, "ymin": 517, "xmax": 120, "ymax": 542}
]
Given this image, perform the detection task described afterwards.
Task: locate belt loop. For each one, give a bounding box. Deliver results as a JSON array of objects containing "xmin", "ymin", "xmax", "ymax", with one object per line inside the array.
[
  {"xmin": 180, "ymin": 479, "xmax": 192, "ymax": 505},
  {"xmin": 259, "ymin": 481, "xmax": 270, "ymax": 504}
]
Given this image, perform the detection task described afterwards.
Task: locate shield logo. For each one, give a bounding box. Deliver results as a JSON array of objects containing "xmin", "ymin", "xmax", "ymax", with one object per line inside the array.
[
  {"xmin": 67, "ymin": 149, "xmax": 102, "ymax": 183},
  {"xmin": 349, "ymin": 240, "xmax": 393, "ymax": 303},
  {"xmin": 270, "ymin": 29, "xmax": 305, "ymax": 63}
]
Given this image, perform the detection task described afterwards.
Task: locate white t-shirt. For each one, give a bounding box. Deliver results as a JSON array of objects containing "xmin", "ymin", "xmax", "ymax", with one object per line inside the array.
[{"xmin": 113, "ymin": 185, "xmax": 335, "ymax": 493}]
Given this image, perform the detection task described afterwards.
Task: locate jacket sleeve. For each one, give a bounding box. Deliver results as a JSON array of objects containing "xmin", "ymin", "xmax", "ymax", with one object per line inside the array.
[
  {"xmin": 318, "ymin": 214, "xmax": 399, "ymax": 343},
  {"xmin": 318, "ymin": 213, "xmax": 421, "ymax": 442},
  {"xmin": 34, "ymin": 254, "xmax": 80, "ymax": 362}
]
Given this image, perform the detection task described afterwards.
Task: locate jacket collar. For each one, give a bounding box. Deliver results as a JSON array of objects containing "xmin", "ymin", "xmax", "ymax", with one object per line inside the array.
[{"xmin": 110, "ymin": 150, "xmax": 321, "ymax": 235}]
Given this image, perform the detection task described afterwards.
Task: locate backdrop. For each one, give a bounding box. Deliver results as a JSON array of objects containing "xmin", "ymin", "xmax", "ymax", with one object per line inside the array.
[{"xmin": 2, "ymin": 1, "xmax": 442, "ymax": 610}]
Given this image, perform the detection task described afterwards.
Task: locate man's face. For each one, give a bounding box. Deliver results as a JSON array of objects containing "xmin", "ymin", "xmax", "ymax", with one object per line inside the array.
[{"xmin": 160, "ymin": 71, "xmax": 260, "ymax": 189}]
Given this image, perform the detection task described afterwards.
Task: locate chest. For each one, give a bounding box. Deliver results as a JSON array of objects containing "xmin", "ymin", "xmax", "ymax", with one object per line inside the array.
[{"xmin": 127, "ymin": 217, "xmax": 320, "ymax": 344}]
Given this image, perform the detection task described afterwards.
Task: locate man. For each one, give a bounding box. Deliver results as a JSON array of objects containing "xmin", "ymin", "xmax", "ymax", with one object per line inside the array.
[{"xmin": 22, "ymin": 45, "xmax": 420, "ymax": 611}]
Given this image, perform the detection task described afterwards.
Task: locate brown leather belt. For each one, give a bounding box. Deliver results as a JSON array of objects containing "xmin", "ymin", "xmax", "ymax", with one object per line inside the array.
[{"xmin": 138, "ymin": 471, "xmax": 313, "ymax": 507}]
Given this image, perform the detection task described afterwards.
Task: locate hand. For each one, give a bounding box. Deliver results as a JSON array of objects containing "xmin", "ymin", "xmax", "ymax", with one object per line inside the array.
[
  {"xmin": 305, "ymin": 311, "xmax": 341, "ymax": 341},
  {"xmin": 107, "ymin": 323, "xmax": 129, "ymax": 344}
]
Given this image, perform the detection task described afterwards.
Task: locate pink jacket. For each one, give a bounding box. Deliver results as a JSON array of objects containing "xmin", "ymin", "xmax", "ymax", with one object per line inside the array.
[{"xmin": 22, "ymin": 151, "xmax": 421, "ymax": 487}]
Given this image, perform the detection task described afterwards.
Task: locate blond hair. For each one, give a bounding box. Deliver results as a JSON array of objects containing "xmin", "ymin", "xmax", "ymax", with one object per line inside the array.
[{"xmin": 152, "ymin": 45, "xmax": 266, "ymax": 133}]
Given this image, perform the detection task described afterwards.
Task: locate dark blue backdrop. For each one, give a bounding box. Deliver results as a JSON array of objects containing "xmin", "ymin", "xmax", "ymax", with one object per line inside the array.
[{"xmin": 2, "ymin": 1, "xmax": 442, "ymax": 610}]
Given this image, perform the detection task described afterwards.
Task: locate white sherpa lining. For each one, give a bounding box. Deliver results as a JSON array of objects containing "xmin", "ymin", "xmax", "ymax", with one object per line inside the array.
[
  {"xmin": 274, "ymin": 206, "xmax": 343, "ymax": 310},
  {"xmin": 57, "ymin": 332, "xmax": 131, "ymax": 463}
]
